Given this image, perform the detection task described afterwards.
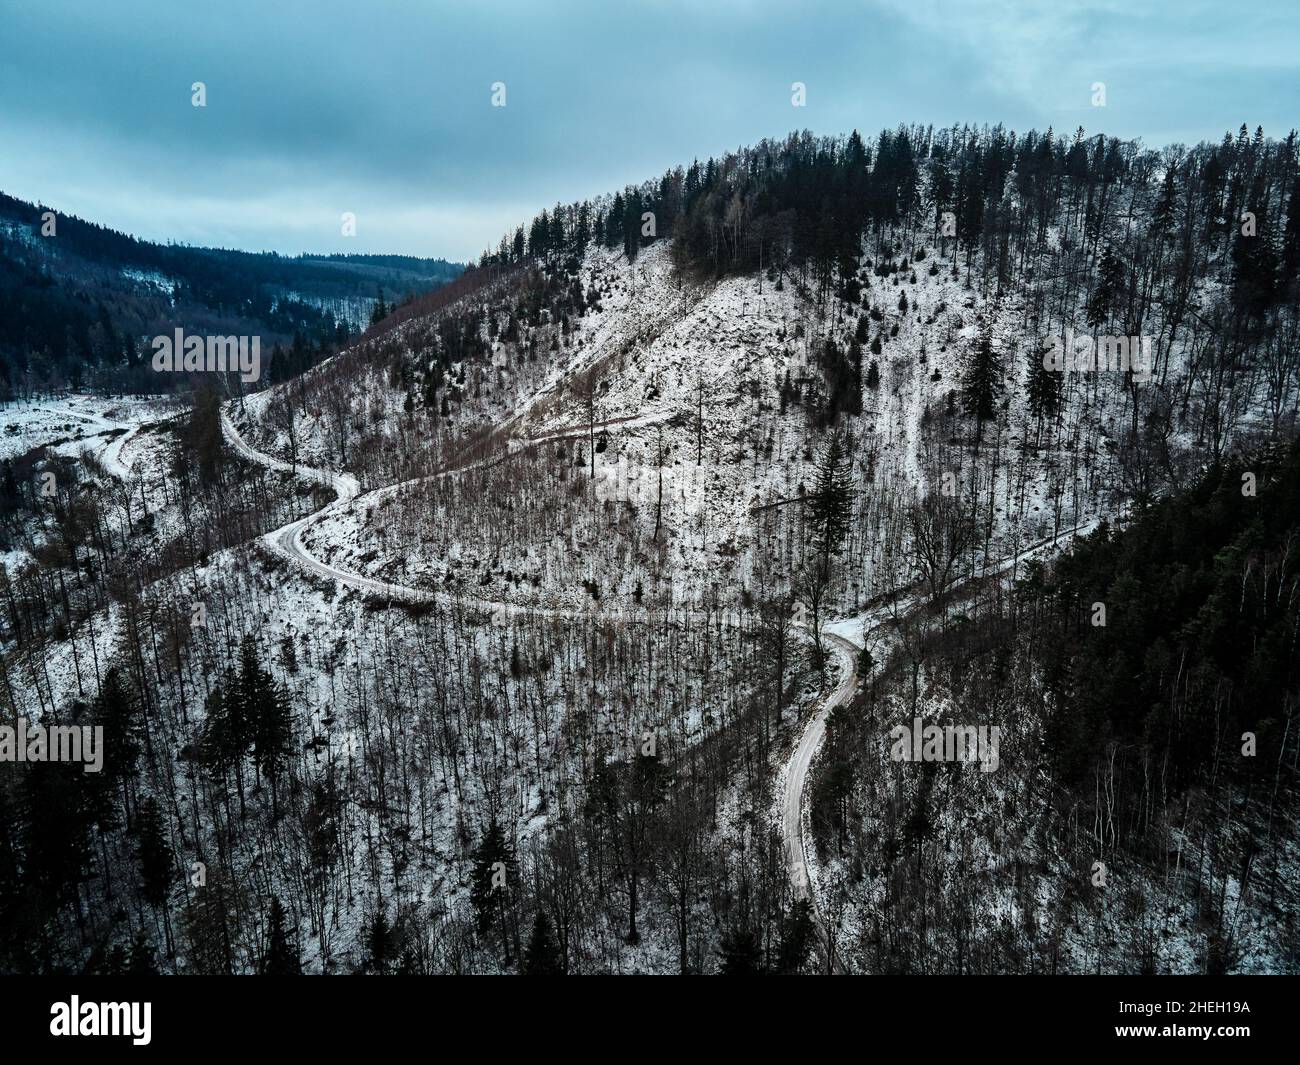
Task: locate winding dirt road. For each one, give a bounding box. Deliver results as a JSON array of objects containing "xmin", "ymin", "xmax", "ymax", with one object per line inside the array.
[
  {"xmin": 222, "ymin": 400, "xmax": 1100, "ymax": 973},
  {"xmin": 783, "ymin": 631, "xmax": 861, "ymax": 903},
  {"xmin": 778, "ymin": 519, "xmax": 1102, "ymax": 971},
  {"xmin": 220, "ymin": 407, "xmax": 682, "ymax": 616},
  {"xmin": 33, "ymin": 403, "xmax": 140, "ymax": 479}
]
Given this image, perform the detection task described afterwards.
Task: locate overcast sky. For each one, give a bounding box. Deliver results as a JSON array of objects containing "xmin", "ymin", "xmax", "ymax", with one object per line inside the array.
[{"xmin": 2, "ymin": 0, "xmax": 1296, "ymax": 262}]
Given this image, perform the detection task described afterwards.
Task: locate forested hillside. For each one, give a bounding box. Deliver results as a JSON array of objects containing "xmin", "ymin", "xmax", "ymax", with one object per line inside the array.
[
  {"xmin": 812, "ymin": 440, "xmax": 1299, "ymax": 973},
  {"xmin": 0, "ymin": 191, "xmax": 462, "ymax": 397},
  {"xmin": 1, "ymin": 121, "xmax": 1297, "ymax": 975}
]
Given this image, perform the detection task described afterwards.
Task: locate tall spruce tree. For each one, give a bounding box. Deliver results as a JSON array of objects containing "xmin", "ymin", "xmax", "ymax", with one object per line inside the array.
[
  {"xmin": 808, "ymin": 430, "xmax": 855, "ymax": 580},
  {"xmin": 94, "ymin": 667, "xmax": 141, "ymax": 821},
  {"xmin": 522, "ymin": 911, "xmax": 563, "ymax": 975},
  {"xmin": 1086, "ymin": 246, "xmax": 1126, "ymax": 331},
  {"xmin": 134, "ymin": 796, "xmax": 172, "ymax": 914},
  {"xmin": 263, "ymin": 896, "xmax": 302, "ymax": 974},
  {"xmin": 470, "ymin": 818, "xmax": 518, "ymax": 962},
  {"xmin": 1026, "ymin": 341, "xmax": 1061, "ymax": 423},
  {"xmin": 803, "ymin": 431, "xmax": 856, "ymax": 669},
  {"xmin": 776, "ymin": 899, "xmax": 816, "ymax": 974},
  {"xmin": 960, "ymin": 332, "xmax": 1002, "ymax": 444}
]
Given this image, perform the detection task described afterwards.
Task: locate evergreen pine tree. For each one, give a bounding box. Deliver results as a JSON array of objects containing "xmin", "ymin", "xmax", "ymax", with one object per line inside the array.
[
  {"xmin": 1086, "ymin": 246, "xmax": 1126, "ymax": 331},
  {"xmin": 134, "ymin": 795, "xmax": 172, "ymax": 913},
  {"xmin": 606, "ymin": 193, "xmax": 625, "ymax": 248},
  {"xmin": 1233, "ymin": 173, "xmax": 1280, "ymax": 315},
  {"xmin": 366, "ymin": 907, "xmax": 394, "ymax": 975},
  {"xmin": 201, "ymin": 666, "xmax": 253, "ymax": 815},
  {"xmin": 808, "ymin": 431, "xmax": 855, "ymax": 581},
  {"xmin": 253, "ymin": 680, "xmax": 294, "ymax": 817},
  {"xmin": 719, "ymin": 926, "xmax": 763, "ymax": 974},
  {"xmin": 522, "ymin": 911, "xmax": 563, "ymax": 975},
  {"xmin": 470, "ymin": 818, "xmax": 518, "ymax": 959},
  {"xmin": 776, "ymin": 899, "xmax": 816, "ymax": 974},
  {"xmin": 1026, "ymin": 342, "xmax": 1061, "ymax": 421},
  {"xmin": 622, "ymin": 190, "xmax": 642, "ymax": 261},
  {"xmin": 960, "ymin": 332, "xmax": 1002, "ymax": 444},
  {"xmin": 263, "ymin": 896, "xmax": 302, "ymax": 975},
  {"xmin": 1152, "ymin": 165, "xmax": 1178, "ymax": 234},
  {"xmin": 94, "ymin": 667, "xmax": 141, "ymax": 820}
]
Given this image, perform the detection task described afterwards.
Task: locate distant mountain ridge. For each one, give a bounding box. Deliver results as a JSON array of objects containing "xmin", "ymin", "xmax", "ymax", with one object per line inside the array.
[{"xmin": 0, "ymin": 190, "xmax": 463, "ymax": 396}]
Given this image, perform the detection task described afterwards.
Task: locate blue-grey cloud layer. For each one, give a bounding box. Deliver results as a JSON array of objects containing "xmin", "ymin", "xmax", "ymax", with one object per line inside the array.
[{"xmin": 1, "ymin": 0, "xmax": 1295, "ymax": 261}]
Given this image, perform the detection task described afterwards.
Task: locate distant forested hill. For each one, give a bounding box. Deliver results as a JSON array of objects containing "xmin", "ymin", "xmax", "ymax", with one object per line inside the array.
[{"xmin": 0, "ymin": 191, "xmax": 462, "ymax": 396}]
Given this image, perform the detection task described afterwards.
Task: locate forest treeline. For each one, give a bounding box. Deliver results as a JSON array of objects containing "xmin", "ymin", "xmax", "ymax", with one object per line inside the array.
[
  {"xmin": 811, "ymin": 439, "xmax": 1300, "ymax": 973},
  {"xmin": 0, "ymin": 191, "xmax": 462, "ymax": 397},
  {"xmin": 479, "ymin": 123, "xmax": 1300, "ymax": 308}
]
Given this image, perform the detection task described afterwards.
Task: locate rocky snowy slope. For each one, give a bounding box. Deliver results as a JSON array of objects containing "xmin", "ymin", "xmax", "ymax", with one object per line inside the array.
[{"xmin": 228, "ymin": 232, "xmax": 1137, "ymax": 621}]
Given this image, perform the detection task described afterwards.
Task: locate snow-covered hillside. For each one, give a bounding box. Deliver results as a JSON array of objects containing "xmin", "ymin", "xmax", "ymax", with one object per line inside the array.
[{"xmin": 5, "ymin": 122, "xmax": 1299, "ymax": 978}]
